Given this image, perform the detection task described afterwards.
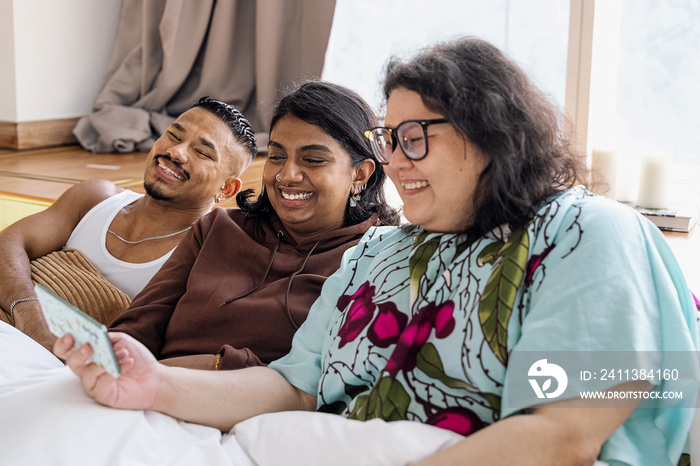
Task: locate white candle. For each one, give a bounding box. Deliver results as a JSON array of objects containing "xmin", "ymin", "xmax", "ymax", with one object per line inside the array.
[
  {"xmin": 636, "ymin": 154, "xmax": 671, "ymax": 209},
  {"xmin": 590, "ymin": 148, "xmax": 618, "ymax": 199},
  {"xmin": 614, "ymin": 153, "xmax": 639, "ymax": 204}
]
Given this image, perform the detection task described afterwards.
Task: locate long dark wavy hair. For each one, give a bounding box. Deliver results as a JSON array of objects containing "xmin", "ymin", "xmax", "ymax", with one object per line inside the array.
[
  {"xmin": 237, "ymin": 80, "xmax": 400, "ymax": 226},
  {"xmin": 383, "ymin": 37, "xmax": 587, "ymax": 236}
]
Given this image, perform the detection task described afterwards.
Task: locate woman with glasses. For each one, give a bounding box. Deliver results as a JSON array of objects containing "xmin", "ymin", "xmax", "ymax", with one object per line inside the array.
[{"xmin": 56, "ymin": 38, "xmax": 697, "ymax": 465}]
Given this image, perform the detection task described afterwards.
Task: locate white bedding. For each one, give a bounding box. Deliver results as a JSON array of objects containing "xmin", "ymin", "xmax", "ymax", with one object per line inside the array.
[
  {"xmin": 0, "ymin": 321, "xmax": 464, "ymax": 466},
  {"xmin": 0, "ymin": 321, "xmax": 616, "ymax": 465},
  {"xmin": 0, "ymin": 319, "xmax": 63, "ymax": 384},
  {"xmin": 0, "ymin": 367, "xmax": 466, "ymax": 465}
]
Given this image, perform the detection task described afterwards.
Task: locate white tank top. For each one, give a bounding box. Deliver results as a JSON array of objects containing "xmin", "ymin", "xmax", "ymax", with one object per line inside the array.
[{"xmin": 65, "ymin": 190, "xmax": 174, "ymax": 299}]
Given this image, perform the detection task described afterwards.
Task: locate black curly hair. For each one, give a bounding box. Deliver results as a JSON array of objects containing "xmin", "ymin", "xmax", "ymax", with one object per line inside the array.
[
  {"xmin": 382, "ymin": 37, "xmax": 587, "ymax": 236},
  {"xmin": 237, "ymin": 80, "xmax": 400, "ymax": 227}
]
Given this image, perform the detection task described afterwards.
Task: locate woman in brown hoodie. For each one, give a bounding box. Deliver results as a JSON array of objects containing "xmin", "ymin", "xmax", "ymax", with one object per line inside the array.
[{"xmin": 110, "ymin": 81, "xmax": 400, "ymax": 370}]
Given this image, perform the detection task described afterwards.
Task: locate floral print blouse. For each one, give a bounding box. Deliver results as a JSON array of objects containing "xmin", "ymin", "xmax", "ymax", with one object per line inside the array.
[{"xmin": 269, "ymin": 186, "xmax": 698, "ymax": 465}]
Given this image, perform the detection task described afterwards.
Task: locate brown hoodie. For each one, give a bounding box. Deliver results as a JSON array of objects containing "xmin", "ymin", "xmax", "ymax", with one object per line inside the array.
[{"xmin": 110, "ymin": 208, "xmax": 379, "ymax": 370}]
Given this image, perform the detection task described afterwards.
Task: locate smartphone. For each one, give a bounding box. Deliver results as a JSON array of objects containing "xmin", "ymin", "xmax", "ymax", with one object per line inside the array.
[{"xmin": 35, "ymin": 283, "xmax": 121, "ymax": 378}]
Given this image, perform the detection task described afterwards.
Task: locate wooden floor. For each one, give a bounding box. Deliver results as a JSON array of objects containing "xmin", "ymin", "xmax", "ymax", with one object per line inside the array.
[
  {"xmin": 0, "ymin": 145, "xmax": 265, "ymax": 228},
  {"xmin": 0, "ymin": 145, "xmax": 264, "ymax": 202}
]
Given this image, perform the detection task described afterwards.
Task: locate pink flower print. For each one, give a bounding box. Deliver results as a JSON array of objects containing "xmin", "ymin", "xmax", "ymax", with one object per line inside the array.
[
  {"xmin": 385, "ymin": 301, "xmax": 455, "ymax": 377},
  {"xmin": 336, "ymin": 281, "xmax": 376, "ymax": 348},
  {"xmin": 367, "ymin": 302, "xmax": 408, "ymax": 348},
  {"xmin": 434, "ymin": 301, "xmax": 456, "ymax": 338},
  {"xmin": 524, "ymin": 244, "xmax": 554, "ymax": 288},
  {"xmin": 425, "ymin": 407, "xmax": 486, "ymax": 436}
]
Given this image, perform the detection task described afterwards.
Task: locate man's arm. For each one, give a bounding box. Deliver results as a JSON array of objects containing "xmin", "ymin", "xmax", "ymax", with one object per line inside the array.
[{"xmin": 0, "ymin": 179, "xmax": 121, "ymax": 349}]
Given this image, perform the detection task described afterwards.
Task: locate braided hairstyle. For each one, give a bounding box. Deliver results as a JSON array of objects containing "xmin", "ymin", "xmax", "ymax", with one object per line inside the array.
[{"xmin": 192, "ymin": 96, "xmax": 258, "ymax": 163}]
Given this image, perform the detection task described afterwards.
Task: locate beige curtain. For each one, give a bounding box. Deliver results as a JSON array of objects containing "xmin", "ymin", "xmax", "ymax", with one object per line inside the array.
[{"xmin": 74, "ymin": 0, "xmax": 337, "ymax": 153}]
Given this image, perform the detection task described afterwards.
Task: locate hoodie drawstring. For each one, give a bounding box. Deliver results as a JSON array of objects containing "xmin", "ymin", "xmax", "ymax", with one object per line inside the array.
[
  {"xmin": 219, "ymin": 231, "xmax": 284, "ymax": 307},
  {"xmin": 284, "ymin": 240, "xmax": 320, "ymax": 329}
]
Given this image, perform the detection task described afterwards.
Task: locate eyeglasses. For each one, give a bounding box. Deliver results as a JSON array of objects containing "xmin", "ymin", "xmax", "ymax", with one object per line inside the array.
[{"xmin": 364, "ymin": 119, "xmax": 448, "ymax": 164}]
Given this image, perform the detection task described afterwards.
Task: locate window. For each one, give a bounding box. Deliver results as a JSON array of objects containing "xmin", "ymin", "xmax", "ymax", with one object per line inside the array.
[
  {"xmin": 586, "ymin": 0, "xmax": 700, "ymax": 204},
  {"xmin": 322, "ymin": 0, "xmax": 571, "ymax": 209},
  {"xmin": 322, "ymin": 0, "xmax": 570, "ymax": 114},
  {"xmin": 616, "ymin": 0, "xmax": 700, "ymax": 168},
  {"xmin": 323, "ymin": 0, "xmax": 699, "ymax": 209}
]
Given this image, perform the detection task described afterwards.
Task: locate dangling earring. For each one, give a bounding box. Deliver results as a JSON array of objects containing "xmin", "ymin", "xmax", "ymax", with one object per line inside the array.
[
  {"xmin": 349, "ymin": 186, "xmax": 361, "ymax": 208},
  {"xmin": 214, "ymin": 185, "xmax": 226, "ymax": 204}
]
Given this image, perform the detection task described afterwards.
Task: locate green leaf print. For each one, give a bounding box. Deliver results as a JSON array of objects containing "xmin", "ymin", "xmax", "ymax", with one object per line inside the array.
[
  {"xmin": 409, "ymin": 234, "xmax": 441, "ymax": 305},
  {"xmin": 414, "ymin": 343, "xmax": 501, "ymax": 412},
  {"xmin": 415, "ymin": 343, "xmax": 478, "ymax": 392},
  {"xmin": 344, "ymin": 382, "xmax": 369, "ymax": 399},
  {"xmin": 478, "ymin": 224, "xmax": 530, "ymax": 365},
  {"xmin": 481, "ymin": 392, "xmax": 502, "ymax": 412},
  {"xmin": 348, "ymin": 394, "xmax": 369, "ymax": 420},
  {"xmin": 348, "ymin": 376, "xmax": 411, "ymax": 422},
  {"xmin": 476, "ymin": 239, "xmax": 505, "ymax": 267}
]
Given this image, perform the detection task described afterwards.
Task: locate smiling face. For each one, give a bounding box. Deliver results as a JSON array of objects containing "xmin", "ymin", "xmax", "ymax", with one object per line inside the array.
[
  {"xmin": 384, "ymin": 88, "xmax": 489, "ymax": 233},
  {"xmin": 143, "ymin": 107, "xmax": 245, "ymax": 209},
  {"xmin": 264, "ymin": 115, "xmax": 372, "ymax": 243}
]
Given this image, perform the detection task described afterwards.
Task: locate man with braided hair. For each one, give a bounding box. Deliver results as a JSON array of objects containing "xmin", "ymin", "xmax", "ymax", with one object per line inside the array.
[{"xmin": 0, "ymin": 97, "xmax": 257, "ymax": 351}]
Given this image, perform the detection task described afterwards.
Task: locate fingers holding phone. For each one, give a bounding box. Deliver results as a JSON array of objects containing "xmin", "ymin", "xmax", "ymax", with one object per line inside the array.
[
  {"xmin": 54, "ymin": 330, "xmax": 163, "ymax": 410},
  {"xmin": 54, "ymin": 333, "xmax": 107, "ymax": 380},
  {"xmin": 35, "ymin": 284, "xmax": 121, "ymax": 377}
]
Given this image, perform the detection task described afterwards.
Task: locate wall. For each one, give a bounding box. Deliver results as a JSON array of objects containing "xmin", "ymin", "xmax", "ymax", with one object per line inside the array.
[
  {"xmin": 0, "ymin": 0, "xmax": 17, "ymax": 121},
  {"xmin": 0, "ymin": 0, "xmax": 120, "ymax": 123}
]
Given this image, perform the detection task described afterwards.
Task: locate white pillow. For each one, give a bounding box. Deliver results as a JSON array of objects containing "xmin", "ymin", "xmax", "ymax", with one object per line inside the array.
[
  {"xmin": 226, "ymin": 410, "xmax": 611, "ymax": 465},
  {"xmin": 227, "ymin": 410, "xmax": 464, "ymax": 466}
]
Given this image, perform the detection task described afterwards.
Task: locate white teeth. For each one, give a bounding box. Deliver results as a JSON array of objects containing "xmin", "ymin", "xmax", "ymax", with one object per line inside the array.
[
  {"xmin": 281, "ymin": 191, "xmax": 313, "ymax": 200},
  {"xmin": 401, "ymin": 181, "xmax": 429, "ymax": 190},
  {"xmin": 159, "ymin": 161, "xmax": 184, "ymax": 180}
]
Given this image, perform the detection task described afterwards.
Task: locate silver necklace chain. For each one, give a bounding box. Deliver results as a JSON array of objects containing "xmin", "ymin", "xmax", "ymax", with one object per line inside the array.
[{"xmin": 107, "ymin": 226, "xmax": 192, "ymax": 245}]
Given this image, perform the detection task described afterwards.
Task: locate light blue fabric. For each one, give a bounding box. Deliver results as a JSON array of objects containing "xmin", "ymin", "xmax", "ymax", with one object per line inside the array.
[{"xmin": 269, "ymin": 186, "xmax": 699, "ymax": 465}]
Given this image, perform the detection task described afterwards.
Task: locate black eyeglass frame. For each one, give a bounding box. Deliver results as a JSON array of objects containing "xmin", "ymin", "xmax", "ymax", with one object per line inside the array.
[{"xmin": 364, "ymin": 118, "xmax": 449, "ymax": 164}]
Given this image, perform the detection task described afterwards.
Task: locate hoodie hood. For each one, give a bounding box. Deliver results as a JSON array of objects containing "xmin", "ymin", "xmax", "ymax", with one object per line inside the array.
[
  {"xmin": 219, "ymin": 210, "xmax": 379, "ymax": 327},
  {"xmin": 253, "ymin": 212, "xmax": 380, "ymax": 254}
]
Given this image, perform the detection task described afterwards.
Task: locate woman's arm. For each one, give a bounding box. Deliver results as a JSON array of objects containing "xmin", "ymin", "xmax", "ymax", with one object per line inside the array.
[
  {"xmin": 154, "ymin": 360, "xmax": 315, "ymax": 431},
  {"xmin": 413, "ymin": 381, "xmax": 650, "ymax": 466},
  {"xmin": 55, "ymin": 331, "xmax": 317, "ymax": 431}
]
